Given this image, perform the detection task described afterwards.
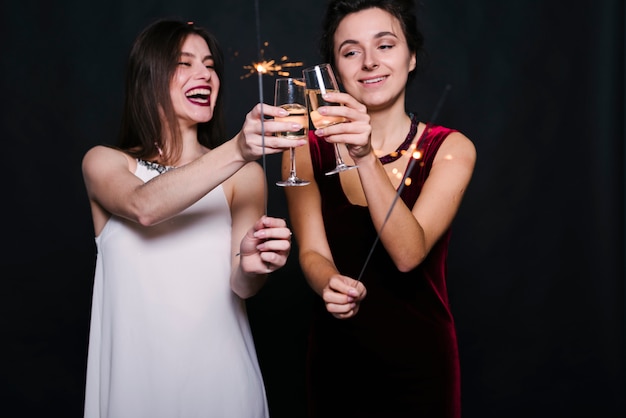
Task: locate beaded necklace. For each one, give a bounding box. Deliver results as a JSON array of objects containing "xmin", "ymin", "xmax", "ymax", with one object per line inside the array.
[
  {"xmin": 138, "ymin": 159, "xmax": 176, "ymax": 174},
  {"xmin": 378, "ymin": 112, "xmax": 419, "ymax": 165}
]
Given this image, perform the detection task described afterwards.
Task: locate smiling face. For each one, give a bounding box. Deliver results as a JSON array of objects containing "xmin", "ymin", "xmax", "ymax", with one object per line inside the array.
[
  {"xmin": 169, "ymin": 34, "xmax": 220, "ymax": 127},
  {"xmin": 333, "ymin": 7, "xmax": 416, "ymax": 112}
]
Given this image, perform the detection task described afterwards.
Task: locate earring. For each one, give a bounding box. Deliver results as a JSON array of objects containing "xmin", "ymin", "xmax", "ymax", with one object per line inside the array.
[{"xmin": 154, "ymin": 142, "xmax": 163, "ymax": 157}]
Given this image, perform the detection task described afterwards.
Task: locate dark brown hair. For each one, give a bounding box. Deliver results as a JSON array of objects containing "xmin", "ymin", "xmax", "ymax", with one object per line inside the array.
[
  {"xmin": 117, "ymin": 19, "xmax": 226, "ymax": 164},
  {"xmin": 319, "ymin": 0, "xmax": 426, "ymax": 83}
]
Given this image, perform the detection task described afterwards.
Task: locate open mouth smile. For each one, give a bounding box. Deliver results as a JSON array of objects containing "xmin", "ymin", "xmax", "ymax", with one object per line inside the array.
[
  {"xmin": 361, "ymin": 76, "xmax": 387, "ymax": 85},
  {"xmin": 185, "ymin": 88, "xmax": 211, "ymax": 104}
]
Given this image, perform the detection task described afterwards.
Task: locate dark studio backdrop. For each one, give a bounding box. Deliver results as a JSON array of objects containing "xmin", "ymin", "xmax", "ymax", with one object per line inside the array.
[{"xmin": 1, "ymin": 0, "xmax": 624, "ymax": 417}]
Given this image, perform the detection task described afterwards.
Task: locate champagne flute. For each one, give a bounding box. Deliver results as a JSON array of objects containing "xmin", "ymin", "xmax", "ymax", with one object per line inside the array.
[
  {"xmin": 274, "ymin": 77, "xmax": 310, "ymax": 187},
  {"xmin": 302, "ymin": 63, "xmax": 357, "ymax": 176}
]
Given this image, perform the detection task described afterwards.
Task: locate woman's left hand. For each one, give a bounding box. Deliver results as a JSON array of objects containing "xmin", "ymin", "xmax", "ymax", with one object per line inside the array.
[
  {"xmin": 311, "ymin": 91, "xmax": 372, "ymax": 160},
  {"xmin": 239, "ymin": 216, "xmax": 292, "ymax": 274}
]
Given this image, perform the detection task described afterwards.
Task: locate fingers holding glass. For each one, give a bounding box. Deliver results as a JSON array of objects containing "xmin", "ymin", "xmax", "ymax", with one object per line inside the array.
[{"xmin": 302, "ymin": 63, "xmax": 357, "ymax": 176}]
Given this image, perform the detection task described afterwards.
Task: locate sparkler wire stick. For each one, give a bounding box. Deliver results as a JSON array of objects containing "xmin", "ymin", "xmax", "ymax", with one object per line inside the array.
[
  {"xmin": 356, "ymin": 84, "xmax": 452, "ymax": 281},
  {"xmin": 254, "ymin": 0, "xmax": 268, "ymax": 215}
]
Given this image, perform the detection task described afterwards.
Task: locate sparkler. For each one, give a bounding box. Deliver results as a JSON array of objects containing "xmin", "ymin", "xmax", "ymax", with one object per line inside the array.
[
  {"xmin": 249, "ymin": 0, "xmax": 303, "ymax": 215},
  {"xmin": 356, "ymin": 84, "xmax": 452, "ymax": 281},
  {"xmin": 252, "ymin": 0, "xmax": 268, "ymax": 215}
]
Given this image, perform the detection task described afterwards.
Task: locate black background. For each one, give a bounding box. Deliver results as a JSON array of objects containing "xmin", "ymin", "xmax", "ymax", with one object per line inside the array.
[{"xmin": 1, "ymin": 0, "xmax": 624, "ymax": 417}]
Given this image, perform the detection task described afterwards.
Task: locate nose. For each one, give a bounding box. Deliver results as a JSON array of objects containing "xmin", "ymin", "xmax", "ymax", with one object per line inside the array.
[
  {"xmin": 362, "ymin": 54, "xmax": 379, "ymax": 71},
  {"xmin": 202, "ymin": 68, "xmax": 212, "ymax": 80},
  {"xmin": 197, "ymin": 64, "xmax": 212, "ymax": 80}
]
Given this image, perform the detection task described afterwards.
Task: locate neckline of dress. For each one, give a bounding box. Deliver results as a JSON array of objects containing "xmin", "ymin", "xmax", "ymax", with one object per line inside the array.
[
  {"xmin": 138, "ymin": 159, "xmax": 176, "ymax": 174},
  {"xmin": 378, "ymin": 113, "xmax": 419, "ymax": 165}
]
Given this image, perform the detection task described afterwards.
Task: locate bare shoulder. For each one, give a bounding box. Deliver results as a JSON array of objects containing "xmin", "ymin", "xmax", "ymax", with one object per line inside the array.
[
  {"xmin": 83, "ymin": 144, "xmax": 120, "ymax": 161},
  {"xmin": 437, "ymin": 130, "xmax": 476, "ymax": 164},
  {"xmin": 82, "ymin": 145, "xmax": 134, "ymax": 175},
  {"xmin": 83, "ymin": 145, "xmax": 125, "ymax": 168}
]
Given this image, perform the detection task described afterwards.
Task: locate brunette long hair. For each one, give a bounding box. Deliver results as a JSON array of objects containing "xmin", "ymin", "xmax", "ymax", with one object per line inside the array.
[{"xmin": 116, "ymin": 19, "xmax": 226, "ymax": 164}]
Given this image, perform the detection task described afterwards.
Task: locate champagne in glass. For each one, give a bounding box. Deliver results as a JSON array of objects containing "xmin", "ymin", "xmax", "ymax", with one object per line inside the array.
[
  {"xmin": 274, "ymin": 77, "xmax": 310, "ymax": 187},
  {"xmin": 307, "ymin": 89, "xmax": 347, "ymax": 129},
  {"xmin": 302, "ymin": 63, "xmax": 357, "ymax": 176}
]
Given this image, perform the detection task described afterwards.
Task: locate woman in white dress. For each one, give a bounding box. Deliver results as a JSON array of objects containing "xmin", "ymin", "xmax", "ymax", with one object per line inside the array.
[{"xmin": 81, "ymin": 19, "xmax": 306, "ymax": 418}]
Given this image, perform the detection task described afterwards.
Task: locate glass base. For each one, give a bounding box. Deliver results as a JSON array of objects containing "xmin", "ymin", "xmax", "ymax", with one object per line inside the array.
[
  {"xmin": 325, "ymin": 163, "xmax": 358, "ymax": 176},
  {"xmin": 276, "ymin": 177, "xmax": 311, "ymax": 187}
]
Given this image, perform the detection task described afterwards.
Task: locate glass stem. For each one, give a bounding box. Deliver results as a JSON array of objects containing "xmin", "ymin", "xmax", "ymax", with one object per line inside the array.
[
  {"xmin": 333, "ymin": 143, "xmax": 345, "ymax": 167},
  {"xmin": 289, "ymin": 147, "xmax": 297, "ymax": 178}
]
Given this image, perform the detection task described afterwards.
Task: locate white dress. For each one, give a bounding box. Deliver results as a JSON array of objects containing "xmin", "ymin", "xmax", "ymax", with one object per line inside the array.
[{"xmin": 84, "ymin": 160, "xmax": 269, "ymax": 418}]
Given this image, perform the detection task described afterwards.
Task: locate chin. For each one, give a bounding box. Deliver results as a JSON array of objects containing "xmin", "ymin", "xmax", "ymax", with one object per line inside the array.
[{"xmin": 196, "ymin": 111, "xmax": 214, "ymax": 123}]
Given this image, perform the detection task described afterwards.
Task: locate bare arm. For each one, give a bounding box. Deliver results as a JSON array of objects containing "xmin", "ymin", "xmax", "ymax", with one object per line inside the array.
[
  {"xmin": 284, "ymin": 143, "xmax": 366, "ymax": 319},
  {"xmin": 314, "ymin": 93, "xmax": 476, "ymax": 272},
  {"xmin": 227, "ymin": 162, "xmax": 292, "ymax": 299},
  {"xmin": 82, "ymin": 103, "xmax": 307, "ymax": 234},
  {"xmin": 354, "ymin": 131, "xmax": 476, "ymax": 271}
]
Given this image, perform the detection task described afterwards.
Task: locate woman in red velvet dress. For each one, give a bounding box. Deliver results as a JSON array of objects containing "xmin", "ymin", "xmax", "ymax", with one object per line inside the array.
[{"xmin": 283, "ymin": 1, "xmax": 476, "ymax": 416}]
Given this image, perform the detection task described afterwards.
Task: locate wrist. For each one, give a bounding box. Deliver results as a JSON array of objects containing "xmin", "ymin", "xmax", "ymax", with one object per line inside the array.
[{"xmin": 353, "ymin": 149, "xmax": 378, "ymax": 166}]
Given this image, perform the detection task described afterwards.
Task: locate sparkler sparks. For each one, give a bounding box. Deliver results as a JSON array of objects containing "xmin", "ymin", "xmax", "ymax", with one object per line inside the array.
[{"xmin": 240, "ymin": 42, "xmax": 303, "ymax": 79}]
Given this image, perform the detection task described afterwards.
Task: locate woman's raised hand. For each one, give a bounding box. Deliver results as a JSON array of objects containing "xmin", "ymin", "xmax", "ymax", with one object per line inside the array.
[
  {"xmin": 236, "ymin": 103, "xmax": 308, "ymax": 162},
  {"xmin": 309, "ymin": 92, "xmax": 372, "ymax": 160}
]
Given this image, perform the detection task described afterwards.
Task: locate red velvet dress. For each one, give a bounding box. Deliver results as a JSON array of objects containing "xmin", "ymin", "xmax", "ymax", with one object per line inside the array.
[{"xmin": 305, "ymin": 123, "xmax": 461, "ymax": 418}]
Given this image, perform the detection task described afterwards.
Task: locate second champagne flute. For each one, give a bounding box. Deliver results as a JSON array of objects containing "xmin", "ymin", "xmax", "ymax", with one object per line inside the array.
[
  {"xmin": 302, "ymin": 63, "xmax": 358, "ymax": 176},
  {"xmin": 274, "ymin": 77, "xmax": 310, "ymax": 187}
]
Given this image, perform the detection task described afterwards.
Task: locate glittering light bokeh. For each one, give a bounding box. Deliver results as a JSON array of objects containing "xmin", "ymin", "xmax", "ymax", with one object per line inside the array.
[{"xmin": 240, "ymin": 42, "xmax": 303, "ymax": 79}]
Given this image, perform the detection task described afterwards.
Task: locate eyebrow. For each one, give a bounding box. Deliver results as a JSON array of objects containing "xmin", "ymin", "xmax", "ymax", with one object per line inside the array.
[
  {"xmin": 337, "ymin": 31, "xmax": 398, "ymax": 50},
  {"xmin": 180, "ymin": 51, "xmax": 213, "ymax": 61}
]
